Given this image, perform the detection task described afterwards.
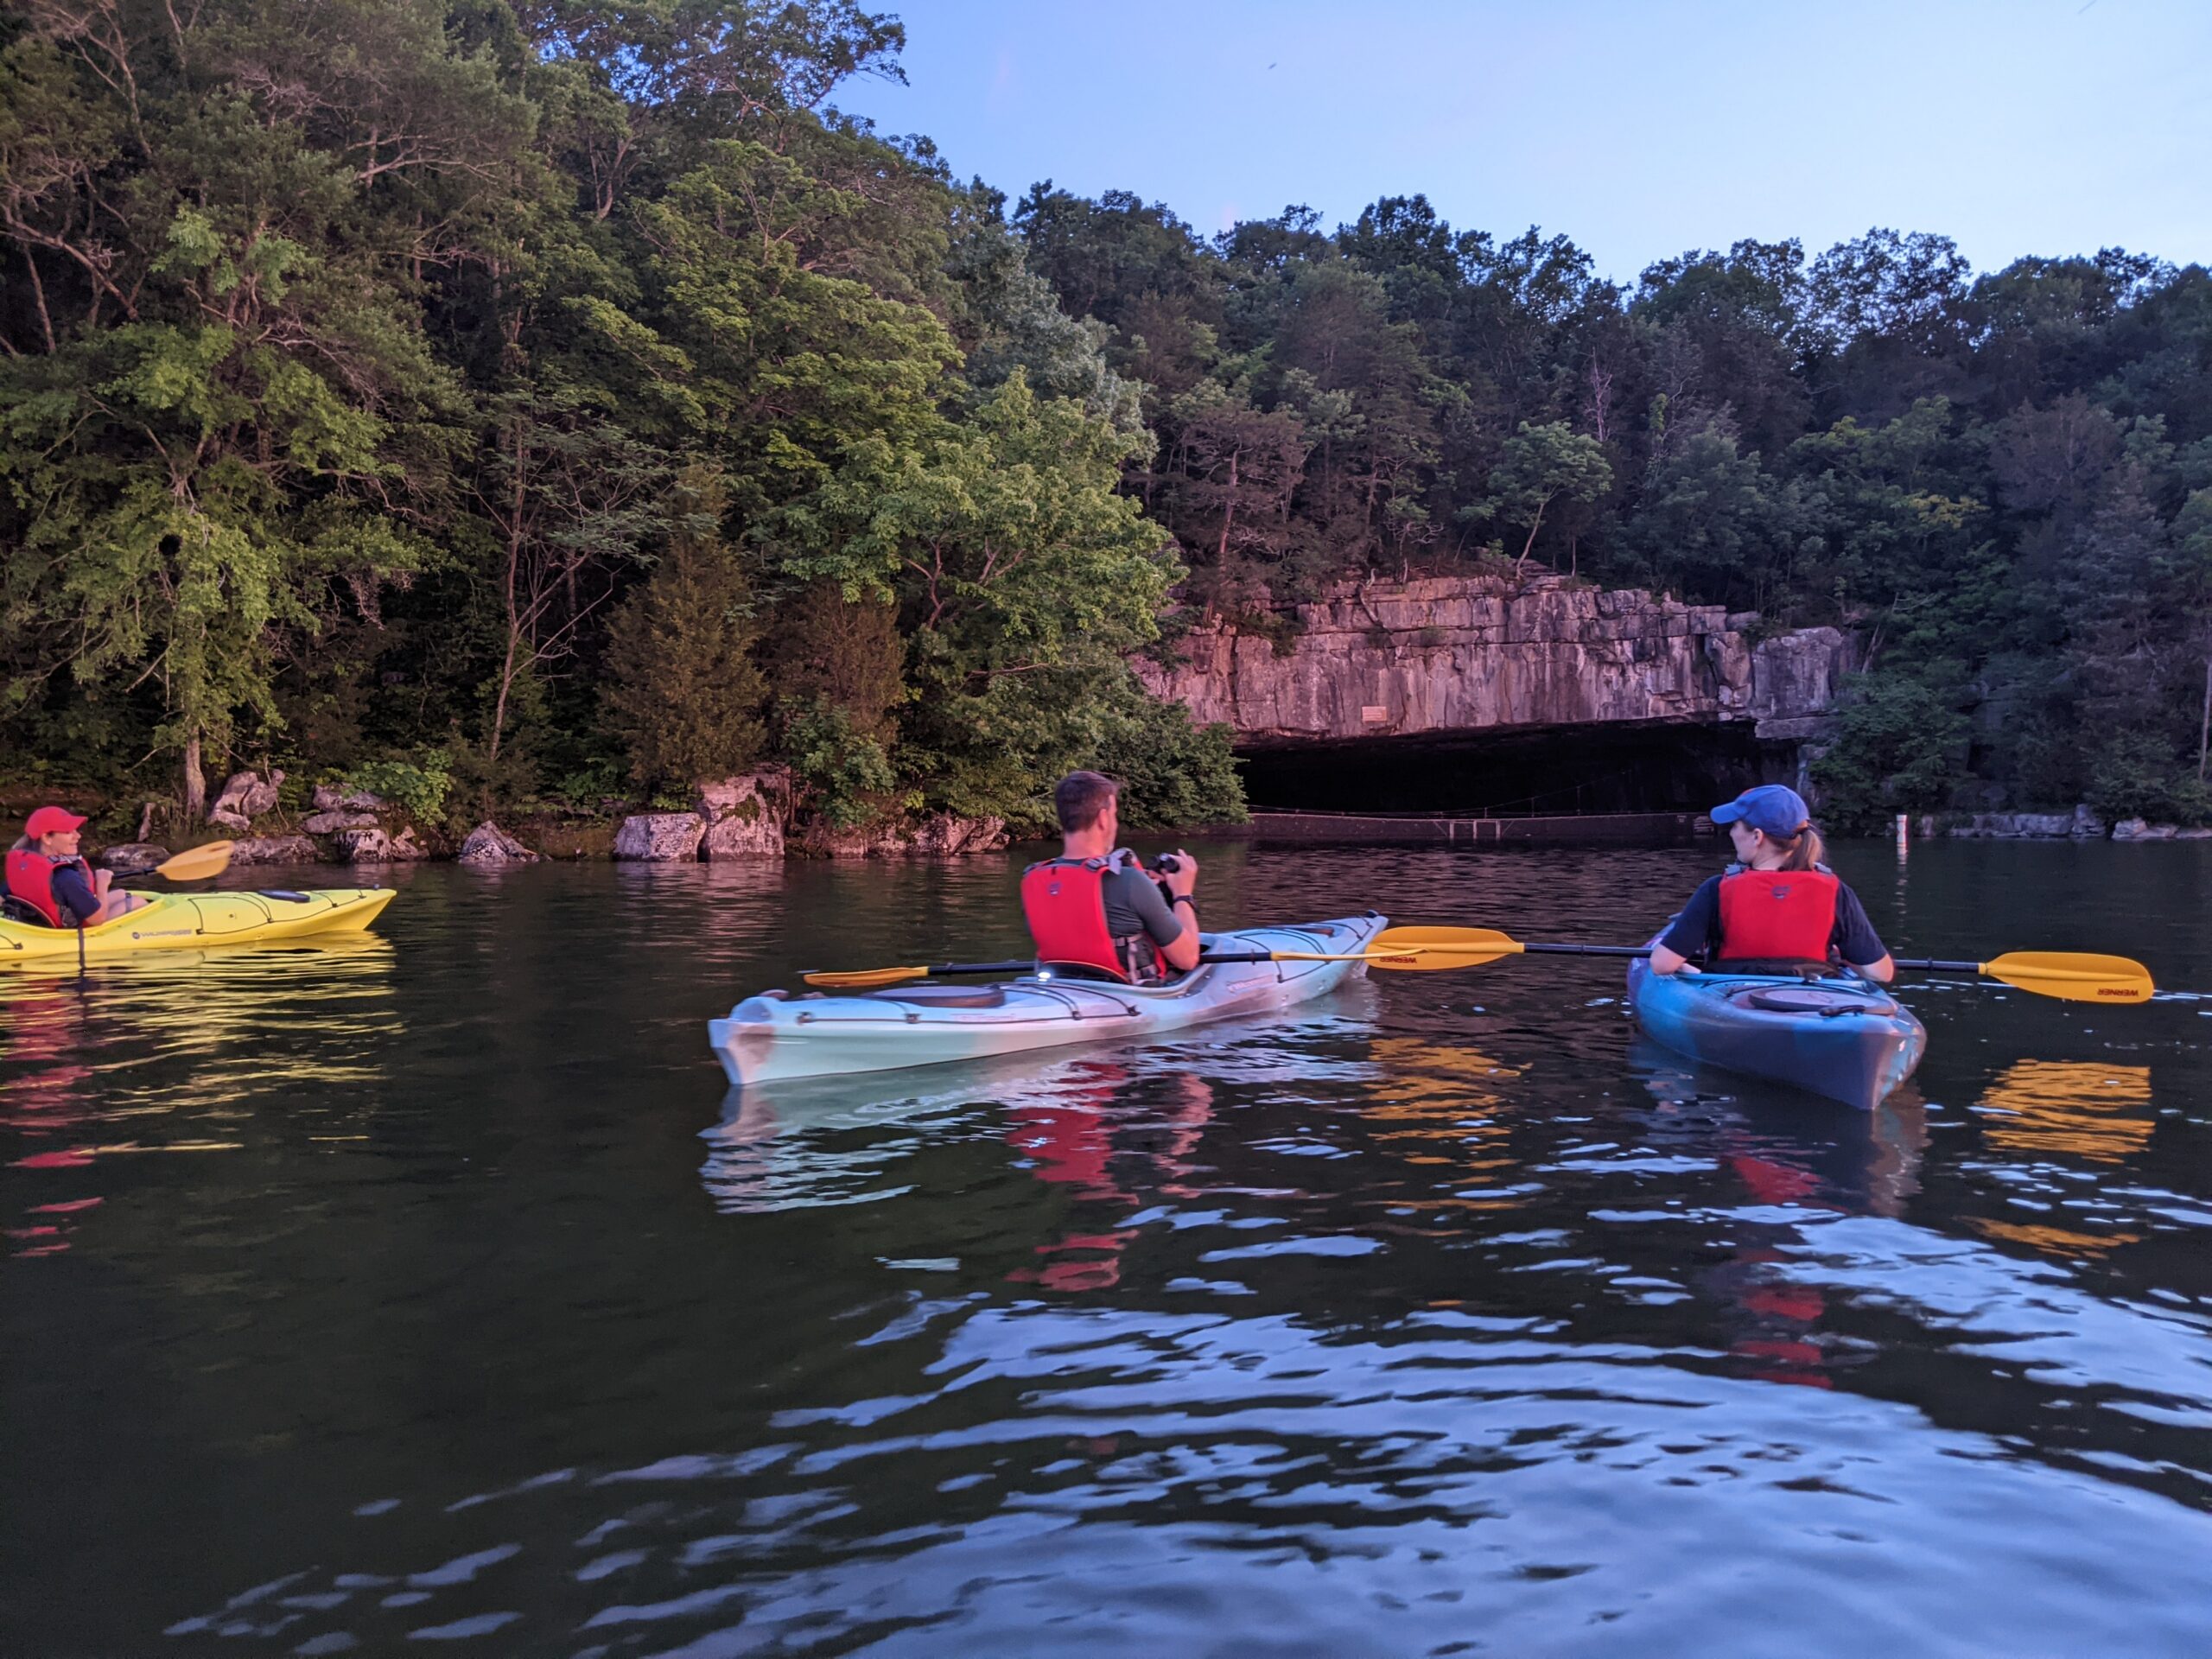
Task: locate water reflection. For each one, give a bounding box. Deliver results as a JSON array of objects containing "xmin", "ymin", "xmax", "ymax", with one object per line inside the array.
[
  {"xmin": 16, "ymin": 853, "xmax": 2212, "ymax": 1656},
  {"xmin": 0, "ymin": 937, "xmax": 398, "ymax": 1255},
  {"xmin": 1976, "ymin": 1058, "xmax": 2156, "ymax": 1163}
]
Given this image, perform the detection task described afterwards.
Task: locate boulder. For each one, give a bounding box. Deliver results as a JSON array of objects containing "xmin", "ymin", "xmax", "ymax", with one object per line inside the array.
[
  {"xmin": 1947, "ymin": 812, "xmax": 2074, "ymax": 840},
  {"xmin": 457, "ymin": 822, "xmax": 540, "ymax": 866},
  {"xmin": 2111, "ymin": 818, "xmax": 2177, "ymax": 842},
  {"xmin": 229, "ymin": 834, "xmax": 321, "ymax": 865},
  {"xmin": 97, "ymin": 842, "xmax": 170, "ymax": 874},
  {"xmin": 311, "ymin": 784, "xmax": 385, "ymax": 813},
  {"xmin": 613, "ymin": 813, "xmax": 705, "ymax": 861},
  {"xmin": 2178, "ymin": 827, "xmax": 2212, "ymax": 841},
  {"xmin": 695, "ymin": 767, "xmax": 791, "ymax": 825},
  {"xmin": 301, "ymin": 810, "xmax": 378, "ymax": 835},
  {"xmin": 795, "ymin": 819, "xmax": 908, "ymax": 858},
  {"xmin": 702, "ymin": 811, "xmax": 784, "ymax": 859},
  {"xmin": 209, "ymin": 768, "xmax": 283, "ymax": 824},
  {"xmin": 907, "ymin": 813, "xmax": 1008, "ymax": 855},
  {"xmin": 696, "ymin": 768, "xmax": 790, "ymax": 858},
  {"xmin": 2070, "ymin": 803, "xmax": 2107, "ymax": 840},
  {"xmin": 794, "ymin": 813, "xmax": 1009, "ymax": 858},
  {"xmin": 334, "ymin": 824, "xmax": 428, "ymax": 862}
]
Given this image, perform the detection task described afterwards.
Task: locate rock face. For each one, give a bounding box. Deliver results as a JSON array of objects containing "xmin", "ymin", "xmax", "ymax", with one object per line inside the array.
[
  {"xmin": 696, "ymin": 770, "xmax": 788, "ymax": 859},
  {"xmin": 613, "ymin": 812, "xmax": 706, "ymax": 861},
  {"xmin": 1135, "ymin": 576, "xmax": 1859, "ymax": 743},
  {"xmin": 334, "ymin": 825, "xmax": 427, "ymax": 861},
  {"xmin": 98, "ymin": 842, "xmax": 170, "ymax": 874},
  {"xmin": 301, "ymin": 810, "xmax": 378, "ymax": 835},
  {"xmin": 208, "ymin": 768, "xmax": 283, "ymax": 830},
  {"xmin": 457, "ymin": 822, "xmax": 539, "ymax": 866},
  {"xmin": 229, "ymin": 834, "xmax": 321, "ymax": 865}
]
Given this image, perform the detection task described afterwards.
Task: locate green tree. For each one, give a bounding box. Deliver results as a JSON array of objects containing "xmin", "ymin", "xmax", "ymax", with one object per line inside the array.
[
  {"xmin": 601, "ymin": 469, "xmax": 766, "ymax": 789},
  {"xmin": 1479, "ymin": 420, "xmax": 1613, "ymax": 574},
  {"xmin": 1811, "ymin": 674, "xmax": 1969, "ymax": 833}
]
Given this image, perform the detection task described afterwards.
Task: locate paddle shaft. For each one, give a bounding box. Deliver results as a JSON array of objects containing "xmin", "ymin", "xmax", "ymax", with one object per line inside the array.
[
  {"xmin": 824, "ymin": 949, "xmax": 1355, "ymax": 980},
  {"xmin": 1517, "ymin": 941, "xmax": 1986, "ymax": 976}
]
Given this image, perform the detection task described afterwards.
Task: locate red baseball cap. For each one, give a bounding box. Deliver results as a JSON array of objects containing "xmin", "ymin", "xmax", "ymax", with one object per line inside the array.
[{"xmin": 24, "ymin": 805, "xmax": 87, "ymax": 838}]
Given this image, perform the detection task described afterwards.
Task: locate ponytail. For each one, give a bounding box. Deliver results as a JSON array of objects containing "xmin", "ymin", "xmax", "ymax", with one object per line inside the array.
[{"xmin": 1772, "ymin": 824, "xmax": 1824, "ymax": 871}]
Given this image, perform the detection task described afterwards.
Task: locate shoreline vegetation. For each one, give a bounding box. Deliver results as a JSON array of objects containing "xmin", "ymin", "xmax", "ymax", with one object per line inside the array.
[{"xmin": 3, "ymin": 3, "xmax": 2209, "ymax": 855}]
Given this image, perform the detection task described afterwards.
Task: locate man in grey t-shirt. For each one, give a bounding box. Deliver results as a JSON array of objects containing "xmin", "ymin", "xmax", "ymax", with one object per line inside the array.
[{"xmin": 1028, "ymin": 771, "xmax": 1201, "ymax": 980}]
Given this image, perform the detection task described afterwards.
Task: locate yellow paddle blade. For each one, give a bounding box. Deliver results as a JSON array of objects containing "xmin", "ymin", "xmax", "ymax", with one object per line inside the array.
[
  {"xmin": 1980, "ymin": 950, "xmax": 2155, "ymax": 1004},
  {"xmin": 155, "ymin": 839, "xmax": 234, "ymax": 881},
  {"xmin": 1364, "ymin": 925, "xmax": 1527, "ymax": 971},
  {"xmin": 800, "ymin": 965, "xmax": 933, "ymax": 989}
]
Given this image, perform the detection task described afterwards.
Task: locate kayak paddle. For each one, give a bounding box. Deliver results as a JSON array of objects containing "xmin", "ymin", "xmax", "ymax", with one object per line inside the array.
[
  {"xmin": 1369, "ymin": 927, "xmax": 2157, "ymax": 1003},
  {"xmin": 800, "ymin": 931, "xmax": 1490, "ymax": 990},
  {"xmin": 141, "ymin": 840, "xmax": 236, "ymax": 882}
]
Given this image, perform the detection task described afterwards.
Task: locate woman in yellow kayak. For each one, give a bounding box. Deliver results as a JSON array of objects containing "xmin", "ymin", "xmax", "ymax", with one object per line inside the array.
[
  {"xmin": 1648, "ymin": 785, "xmax": 1895, "ymax": 982},
  {"xmin": 3, "ymin": 807, "xmax": 149, "ymax": 929}
]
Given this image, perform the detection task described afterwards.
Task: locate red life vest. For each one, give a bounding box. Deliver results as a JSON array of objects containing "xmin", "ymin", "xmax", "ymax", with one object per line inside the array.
[
  {"xmin": 1020, "ymin": 857, "xmax": 1167, "ymax": 984},
  {"xmin": 3, "ymin": 849, "xmax": 90, "ymax": 929},
  {"xmin": 1716, "ymin": 868, "xmax": 1839, "ymax": 962}
]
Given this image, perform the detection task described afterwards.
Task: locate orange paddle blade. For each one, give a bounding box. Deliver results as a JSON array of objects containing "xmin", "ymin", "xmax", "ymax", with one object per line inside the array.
[
  {"xmin": 1979, "ymin": 950, "xmax": 2154, "ymax": 1004},
  {"xmin": 1363, "ymin": 925, "xmax": 1527, "ymax": 971},
  {"xmin": 154, "ymin": 840, "xmax": 234, "ymax": 881}
]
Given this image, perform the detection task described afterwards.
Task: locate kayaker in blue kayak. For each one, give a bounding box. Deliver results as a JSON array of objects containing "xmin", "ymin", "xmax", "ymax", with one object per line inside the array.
[
  {"xmin": 1648, "ymin": 785, "xmax": 1895, "ymax": 982},
  {"xmin": 1021, "ymin": 771, "xmax": 1201, "ymax": 983},
  {"xmin": 3, "ymin": 806, "xmax": 149, "ymax": 929}
]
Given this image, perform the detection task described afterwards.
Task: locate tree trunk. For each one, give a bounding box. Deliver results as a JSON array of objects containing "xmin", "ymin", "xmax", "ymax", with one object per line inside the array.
[
  {"xmin": 182, "ymin": 733, "xmax": 206, "ymax": 821},
  {"xmin": 2199, "ymin": 655, "xmax": 2210, "ymax": 781},
  {"xmin": 490, "ymin": 422, "xmax": 526, "ymax": 763}
]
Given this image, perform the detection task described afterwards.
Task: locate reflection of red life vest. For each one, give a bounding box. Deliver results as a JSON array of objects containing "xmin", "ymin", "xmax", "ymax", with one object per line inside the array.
[
  {"xmin": 3, "ymin": 850, "xmax": 89, "ymax": 928},
  {"xmin": 1716, "ymin": 868, "xmax": 1839, "ymax": 962},
  {"xmin": 1020, "ymin": 857, "xmax": 1166, "ymax": 983}
]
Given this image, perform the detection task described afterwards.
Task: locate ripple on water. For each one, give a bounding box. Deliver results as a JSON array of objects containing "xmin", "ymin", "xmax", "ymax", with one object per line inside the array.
[{"xmin": 10, "ymin": 850, "xmax": 2212, "ymax": 1655}]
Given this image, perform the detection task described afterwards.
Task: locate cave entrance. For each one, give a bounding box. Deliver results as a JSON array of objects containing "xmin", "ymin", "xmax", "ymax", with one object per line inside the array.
[{"xmin": 1236, "ymin": 718, "xmax": 1789, "ymax": 816}]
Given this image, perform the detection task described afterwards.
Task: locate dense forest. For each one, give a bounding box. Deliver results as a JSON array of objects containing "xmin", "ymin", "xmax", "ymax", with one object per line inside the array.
[{"xmin": 3, "ymin": 0, "xmax": 2209, "ymax": 838}]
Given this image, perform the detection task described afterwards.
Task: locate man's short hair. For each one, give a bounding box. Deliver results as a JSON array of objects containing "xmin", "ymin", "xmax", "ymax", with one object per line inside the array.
[{"xmin": 1054, "ymin": 771, "xmax": 1120, "ymax": 833}]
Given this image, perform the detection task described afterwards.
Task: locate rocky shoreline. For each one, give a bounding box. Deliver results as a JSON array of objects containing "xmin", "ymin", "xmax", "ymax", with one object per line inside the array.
[
  {"xmin": 95, "ymin": 766, "xmax": 1014, "ymax": 871},
  {"xmin": 1916, "ymin": 807, "xmax": 2212, "ymax": 842}
]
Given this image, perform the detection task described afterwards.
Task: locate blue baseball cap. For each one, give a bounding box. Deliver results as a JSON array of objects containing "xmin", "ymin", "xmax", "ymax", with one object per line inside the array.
[{"xmin": 1711, "ymin": 785, "xmax": 1810, "ymax": 837}]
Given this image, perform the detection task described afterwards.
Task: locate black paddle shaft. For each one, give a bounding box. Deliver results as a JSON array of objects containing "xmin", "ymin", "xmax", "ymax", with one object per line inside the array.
[
  {"xmin": 806, "ymin": 950, "xmax": 1293, "ymax": 981},
  {"xmin": 1518, "ymin": 941, "xmax": 1984, "ymax": 976}
]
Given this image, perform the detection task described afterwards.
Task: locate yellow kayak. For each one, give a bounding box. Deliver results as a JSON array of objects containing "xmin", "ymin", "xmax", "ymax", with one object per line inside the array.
[{"xmin": 0, "ymin": 887, "xmax": 396, "ymax": 963}]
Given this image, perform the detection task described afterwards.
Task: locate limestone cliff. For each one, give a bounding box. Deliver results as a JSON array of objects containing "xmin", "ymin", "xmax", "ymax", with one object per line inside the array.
[{"xmin": 1137, "ymin": 576, "xmax": 1858, "ymax": 743}]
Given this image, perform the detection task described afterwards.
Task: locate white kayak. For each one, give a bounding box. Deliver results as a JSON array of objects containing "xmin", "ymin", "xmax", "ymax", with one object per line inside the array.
[{"xmin": 709, "ymin": 912, "xmax": 1389, "ymax": 1087}]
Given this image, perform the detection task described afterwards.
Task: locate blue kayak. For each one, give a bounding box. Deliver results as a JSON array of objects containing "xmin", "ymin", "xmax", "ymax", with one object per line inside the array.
[{"xmin": 1626, "ymin": 946, "xmax": 1926, "ymax": 1111}]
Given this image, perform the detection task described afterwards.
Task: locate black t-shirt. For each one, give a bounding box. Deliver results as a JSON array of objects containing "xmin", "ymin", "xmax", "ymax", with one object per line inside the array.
[{"xmin": 1659, "ymin": 872, "xmax": 1888, "ymax": 966}]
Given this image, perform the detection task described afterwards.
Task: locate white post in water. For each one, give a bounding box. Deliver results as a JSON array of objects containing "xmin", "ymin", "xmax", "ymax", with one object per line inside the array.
[{"xmin": 1896, "ymin": 813, "xmax": 1910, "ymax": 856}]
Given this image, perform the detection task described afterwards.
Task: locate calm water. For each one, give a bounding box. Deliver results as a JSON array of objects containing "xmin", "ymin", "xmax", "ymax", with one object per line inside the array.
[{"xmin": 4, "ymin": 841, "xmax": 2210, "ymax": 1656}]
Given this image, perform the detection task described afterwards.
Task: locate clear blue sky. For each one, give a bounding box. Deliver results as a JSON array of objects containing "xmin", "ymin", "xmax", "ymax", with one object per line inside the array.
[{"xmin": 835, "ymin": 0, "xmax": 2212, "ymax": 283}]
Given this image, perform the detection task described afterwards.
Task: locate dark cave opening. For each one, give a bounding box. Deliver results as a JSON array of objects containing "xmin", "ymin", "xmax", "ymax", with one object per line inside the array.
[{"xmin": 1236, "ymin": 719, "xmax": 1792, "ymax": 816}]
